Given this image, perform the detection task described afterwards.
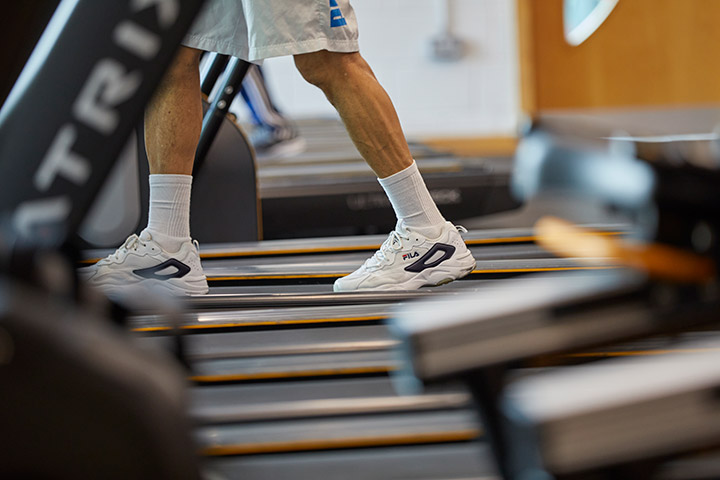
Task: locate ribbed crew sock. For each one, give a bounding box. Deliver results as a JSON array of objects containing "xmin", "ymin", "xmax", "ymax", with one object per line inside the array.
[
  {"xmin": 145, "ymin": 174, "xmax": 192, "ymax": 252},
  {"xmin": 377, "ymin": 160, "xmax": 446, "ymax": 238}
]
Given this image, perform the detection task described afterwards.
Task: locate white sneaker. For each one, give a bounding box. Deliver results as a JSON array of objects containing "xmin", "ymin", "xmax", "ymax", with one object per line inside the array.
[
  {"xmin": 79, "ymin": 231, "xmax": 209, "ymax": 296},
  {"xmin": 334, "ymin": 221, "xmax": 476, "ymax": 292}
]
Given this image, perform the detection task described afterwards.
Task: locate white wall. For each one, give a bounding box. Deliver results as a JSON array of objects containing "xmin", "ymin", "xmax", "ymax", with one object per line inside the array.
[{"xmin": 258, "ymin": 0, "xmax": 520, "ymax": 138}]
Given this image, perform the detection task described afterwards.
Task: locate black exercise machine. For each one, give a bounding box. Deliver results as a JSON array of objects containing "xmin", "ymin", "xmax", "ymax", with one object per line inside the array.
[{"xmin": 0, "ymin": 0, "xmax": 211, "ymax": 477}]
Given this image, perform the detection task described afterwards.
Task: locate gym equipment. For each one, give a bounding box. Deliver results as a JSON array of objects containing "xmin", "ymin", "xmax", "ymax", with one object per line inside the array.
[
  {"xmin": 391, "ymin": 125, "xmax": 720, "ymax": 479},
  {"xmin": 0, "ymin": 0, "xmax": 210, "ymax": 476},
  {"xmin": 259, "ymin": 153, "xmax": 519, "ymax": 239},
  {"xmin": 503, "ymin": 337, "xmax": 720, "ymax": 480},
  {"xmin": 0, "ymin": 274, "xmax": 199, "ymax": 479},
  {"xmin": 0, "ymin": 0, "xmax": 208, "ymax": 247}
]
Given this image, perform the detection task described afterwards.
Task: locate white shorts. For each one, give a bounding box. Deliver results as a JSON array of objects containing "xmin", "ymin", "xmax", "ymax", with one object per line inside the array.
[{"xmin": 183, "ymin": 0, "xmax": 360, "ymax": 62}]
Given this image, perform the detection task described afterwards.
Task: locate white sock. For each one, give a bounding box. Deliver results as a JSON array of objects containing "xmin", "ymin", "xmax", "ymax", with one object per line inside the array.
[
  {"xmin": 377, "ymin": 160, "xmax": 446, "ymax": 238},
  {"xmin": 146, "ymin": 174, "xmax": 192, "ymax": 251}
]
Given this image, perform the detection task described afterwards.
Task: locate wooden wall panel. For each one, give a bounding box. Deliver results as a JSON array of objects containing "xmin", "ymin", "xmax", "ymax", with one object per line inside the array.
[{"xmin": 518, "ymin": 0, "xmax": 720, "ymax": 112}]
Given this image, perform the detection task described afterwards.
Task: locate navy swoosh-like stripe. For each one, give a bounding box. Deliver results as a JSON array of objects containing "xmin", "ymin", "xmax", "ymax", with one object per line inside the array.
[
  {"xmin": 404, "ymin": 243, "xmax": 456, "ymax": 273},
  {"xmin": 133, "ymin": 258, "xmax": 191, "ymax": 280}
]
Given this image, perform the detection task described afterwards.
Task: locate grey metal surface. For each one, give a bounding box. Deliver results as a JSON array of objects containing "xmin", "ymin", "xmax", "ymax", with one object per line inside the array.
[
  {"xmin": 204, "ymin": 443, "xmax": 497, "ymax": 480},
  {"xmin": 203, "ymin": 256, "xmax": 610, "ymax": 280},
  {"xmin": 190, "ymin": 349, "xmax": 396, "ymax": 381},
  {"xmin": 193, "ymin": 377, "xmax": 399, "ymax": 406},
  {"xmin": 192, "ymin": 377, "xmax": 471, "ymax": 422},
  {"xmin": 391, "ymin": 269, "xmax": 647, "ymax": 391},
  {"xmin": 141, "ymin": 325, "xmax": 395, "ymax": 360},
  {"xmin": 504, "ymin": 337, "xmax": 720, "ymax": 476},
  {"xmin": 131, "ymin": 303, "xmax": 395, "ymax": 330},
  {"xmin": 196, "ymin": 409, "xmax": 480, "ymax": 453},
  {"xmin": 195, "ymin": 392, "xmax": 470, "ymax": 424},
  {"xmin": 192, "ymin": 289, "xmax": 450, "ymax": 309}
]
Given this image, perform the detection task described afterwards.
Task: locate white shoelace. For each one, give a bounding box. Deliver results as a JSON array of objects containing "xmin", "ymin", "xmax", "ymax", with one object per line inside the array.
[
  {"xmin": 367, "ymin": 229, "xmax": 411, "ymax": 268},
  {"xmin": 365, "ymin": 224, "xmax": 467, "ymax": 269},
  {"xmin": 98, "ymin": 234, "xmax": 146, "ymax": 265}
]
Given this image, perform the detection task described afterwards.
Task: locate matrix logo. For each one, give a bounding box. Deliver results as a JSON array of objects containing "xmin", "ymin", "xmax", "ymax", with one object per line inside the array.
[
  {"xmin": 330, "ymin": 0, "xmax": 347, "ymax": 27},
  {"xmin": 12, "ymin": 0, "xmax": 182, "ymax": 237}
]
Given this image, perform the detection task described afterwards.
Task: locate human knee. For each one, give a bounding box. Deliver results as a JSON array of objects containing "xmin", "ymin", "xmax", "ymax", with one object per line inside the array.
[
  {"xmin": 294, "ymin": 50, "xmax": 370, "ymax": 91},
  {"xmin": 166, "ymin": 46, "xmax": 203, "ymax": 80}
]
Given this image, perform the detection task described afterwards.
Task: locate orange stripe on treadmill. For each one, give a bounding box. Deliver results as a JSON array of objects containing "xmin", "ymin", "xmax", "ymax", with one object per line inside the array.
[
  {"xmin": 200, "ymin": 244, "xmax": 384, "ymax": 258},
  {"xmin": 201, "ymin": 429, "xmax": 481, "ymax": 456},
  {"xmin": 470, "ymin": 266, "xmax": 617, "ymax": 274},
  {"xmin": 191, "ymin": 365, "xmax": 395, "ymax": 383},
  {"xmin": 567, "ymin": 347, "xmax": 720, "ymax": 358},
  {"xmin": 210, "ymin": 273, "xmax": 340, "ymax": 281},
  {"xmin": 132, "ymin": 315, "xmax": 387, "ymax": 332}
]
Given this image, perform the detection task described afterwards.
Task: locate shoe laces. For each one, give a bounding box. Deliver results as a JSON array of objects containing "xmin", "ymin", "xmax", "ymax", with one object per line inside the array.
[
  {"xmin": 98, "ymin": 234, "xmax": 146, "ymax": 265},
  {"xmin": 367, "ymin": 228, "xmax": 411, "ymax": 268}
]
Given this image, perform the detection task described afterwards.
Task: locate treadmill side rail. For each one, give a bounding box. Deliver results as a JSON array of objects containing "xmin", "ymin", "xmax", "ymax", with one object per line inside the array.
[
  {"xmin": 390, "ymin": 269, "xmax": 649, "ymax": 391},
  {"xmin": 503, "ymin": 340, "xmax": 720, "ymax": 478}
]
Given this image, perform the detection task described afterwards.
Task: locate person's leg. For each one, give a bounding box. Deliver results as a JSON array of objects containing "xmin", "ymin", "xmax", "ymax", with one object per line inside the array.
[
  {"xmin": 79, "ymin": 47, "xmax": 208, "ymax": 297},
  {"xmin": 294, "ymin": 50, "xmax": 476, "ymax": 291},
  {"xmin": 142, "ymin": 46, "xmax": 203, "ymax": 250},
  {"xmin": 145, "ymin": 46, "xmax": 203, "ymax": 176},
  {"xmin": 294, "ymin": 50, "xmax": 411, "ymax": 179}
]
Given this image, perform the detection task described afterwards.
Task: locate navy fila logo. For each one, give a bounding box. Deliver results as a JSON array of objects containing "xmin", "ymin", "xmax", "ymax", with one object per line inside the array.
[
  {"xmin": 133, "ymin": 259, "xmax": 191, "ymax": 280},
  {"xmin": 402, "ymin": 252, "xmax": 420, "ymax": 261},
  {"xmin": 404, "ymin": 243, "xmax": 456, "ymax": 273},
  {"xmin": 330, "ymin": 0, "xmax": 347, "ymax": 27}
]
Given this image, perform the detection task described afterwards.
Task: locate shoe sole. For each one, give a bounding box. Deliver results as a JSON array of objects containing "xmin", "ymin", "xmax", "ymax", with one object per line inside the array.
[
  {"xmin": 91, "ymin": 275, "xmax": 209, "ymax": 296},
  {"xmin": 335, "ymin": 251, "xmax": 477, "ymax": 292},
  {"xmin": 407, "ymin": 252, "xmax": 476, "ymax": 290}
]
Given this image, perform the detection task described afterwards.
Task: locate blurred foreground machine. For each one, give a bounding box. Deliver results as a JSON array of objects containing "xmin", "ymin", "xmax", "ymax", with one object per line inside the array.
[
  {"xmin": 0, "ymin": 0, "xmax": 209, "ymax": 477},
  {"xmin": 391, "ymin": 124, "xmax": 720, "ymax": 480}
]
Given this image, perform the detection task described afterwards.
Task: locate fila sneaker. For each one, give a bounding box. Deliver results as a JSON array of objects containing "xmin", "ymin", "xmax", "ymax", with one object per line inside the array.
[
  {"xmin": 334, "ymin": 221, "xmax": 476, "ymax": 292},
  {"xmin": 78, "ymin": 230, "xmax": 209, "ymax": 296}
]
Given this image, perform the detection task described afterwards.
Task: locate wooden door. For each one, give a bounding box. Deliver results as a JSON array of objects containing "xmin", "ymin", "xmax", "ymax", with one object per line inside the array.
[{"xmin": 517, "ymin": 0, "xmax": 720, "ymax": 113}]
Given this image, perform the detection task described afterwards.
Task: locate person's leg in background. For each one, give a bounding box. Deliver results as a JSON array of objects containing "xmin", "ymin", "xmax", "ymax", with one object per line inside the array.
[
  {"xmin": 240, "ymin": 65, "xmax": 305, "ymax": 156},
  {"xmin": 294, "ymin": 50, "xmax": 476, "ymax": 291}
]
